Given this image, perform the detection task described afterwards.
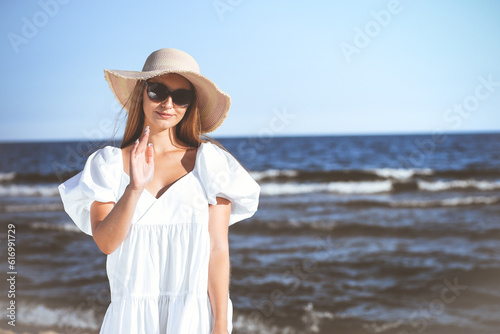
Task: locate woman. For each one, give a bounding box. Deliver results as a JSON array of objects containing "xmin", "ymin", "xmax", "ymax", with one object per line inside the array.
[{"xmin": 58, "ymin": 48, "xmax": 261, "ymax": 333}]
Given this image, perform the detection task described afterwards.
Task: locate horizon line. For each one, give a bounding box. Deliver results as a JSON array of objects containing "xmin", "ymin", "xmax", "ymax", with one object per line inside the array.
[{"xmin": 0, "ymin": 129, "xmax": 499, "ymax": 144}]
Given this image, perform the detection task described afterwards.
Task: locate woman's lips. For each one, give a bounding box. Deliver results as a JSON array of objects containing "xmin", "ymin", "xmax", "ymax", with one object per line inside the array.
[{"xmin": 156, "ymin": 111, "xmax": 175, "ymax": 118}]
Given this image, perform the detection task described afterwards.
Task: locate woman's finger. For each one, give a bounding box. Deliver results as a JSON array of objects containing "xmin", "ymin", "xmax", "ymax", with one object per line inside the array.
[
  {"xmin": 138, "ymin": 126, "xmax": 149, "ymax": 154},
  {"xmin": 146, "ymin": 143, "xmax": 154, "ymax": 165},
  {"xmin": 132, "ymin": 138, "xmax": 139, "ymax": 157},
  {"xmin": 133, "ymin": 128, "xmax": 148, "ymax": 155}
]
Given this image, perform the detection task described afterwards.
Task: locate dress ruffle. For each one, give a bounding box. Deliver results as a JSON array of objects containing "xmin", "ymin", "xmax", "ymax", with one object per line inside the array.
[
  {"xmin": 58, "ymin": 146, "xmax": 121, "ymax": 236},
  {"xmin": 100, "ymin": 293, "xmax": 232, "ymax": 334},
  {"xmin": 197, "ymin": 142, "xmax": 261, "ymax": 226}
]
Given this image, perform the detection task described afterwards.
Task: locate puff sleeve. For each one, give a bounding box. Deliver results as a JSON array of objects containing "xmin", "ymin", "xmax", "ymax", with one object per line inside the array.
[
  {"xmin": 198, "ymin": 142, "xmax": 261, "ymax": 226},
  {"xmin": 58, "ymin": 146, "xmax": 121, "ymax": 236}
]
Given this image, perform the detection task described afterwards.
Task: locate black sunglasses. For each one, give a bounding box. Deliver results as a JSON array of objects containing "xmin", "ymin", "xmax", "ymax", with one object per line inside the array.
[{"xmin": 145, "ymin": 80, "xmax": 194, "ymax": 107}]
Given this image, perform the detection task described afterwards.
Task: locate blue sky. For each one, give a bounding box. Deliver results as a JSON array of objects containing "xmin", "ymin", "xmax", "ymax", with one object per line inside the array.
[{"xmin": 1, "ymin": 0, "xmax": 499, "ymax": 142}]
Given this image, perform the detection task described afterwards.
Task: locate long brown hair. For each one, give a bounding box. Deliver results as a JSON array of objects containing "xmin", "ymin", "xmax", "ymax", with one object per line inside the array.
[{"xmin": 103, "ymin": 76, "xmax": 250, "ymax": 173}]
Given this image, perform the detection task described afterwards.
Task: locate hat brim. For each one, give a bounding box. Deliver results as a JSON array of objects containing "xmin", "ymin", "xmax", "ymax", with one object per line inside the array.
[{"xmin": 104, "ymin": 69, "xmax": 231, "ymax": 134}]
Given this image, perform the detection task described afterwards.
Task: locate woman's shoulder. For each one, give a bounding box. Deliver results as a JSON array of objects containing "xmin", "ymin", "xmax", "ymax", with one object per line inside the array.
[
  {"xmin": 198, "ymin": 140, "xmax": 229, "ymax": 157},
  {"xmin": 196, "ymin": 140, "xmax": 250, "ymax": 180},
  {"xmin": 196, "ymin": 141, "xmax": 228, "ymax": 166}
]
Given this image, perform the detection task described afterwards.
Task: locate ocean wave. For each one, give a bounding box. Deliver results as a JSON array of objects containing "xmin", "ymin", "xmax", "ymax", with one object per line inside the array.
[
  {"xmin": 419, "ymin": 179, "xmax": 500, "ymax": 191},
  {"xmin": 374, "ymin": 167, "xmax": 434, "ymax": 180},
  {"xmin": 251, "ymin": 167, "xmax": 499, "ymax": 183},
  {"xmin": 0, "ymin": 171, "xmax": 65, "ymax": 183},
  {"xmin": 342, "ymin": 195, "xmax": 500, "ymax": 208},
  {"xmin": 0, "ymin": 184, "xmax": 59, "ymax": 197},
  {"xmin": 237, "ymin": 218, "xmax": 500, "ymax": 240},
  {"xmin": 260, "ymin": 181, "xmax": 393, "ymax": 195},
  {"xmin": 259, "ymin": 178, "xmax": 500, "ymax": 196},
  {"xmin": 30, "ymin": 221, "xmax": 81, "ymax": 232},
  {"xmin": 0, "ymin": 203, "xmax": 62, "ymax": 213},
  {"xmin": 251, "ymin": 169, "xmax": 299, "ymax": 181},
  {"xmin": 234, "ymin": 301, "xmax": 341, "ymax": 334},
  {"xmin": 0, "ymin": 300, "xmax": 101, "ymax": 331},
  {"xmin": 0, "ymin": 171, "xmax": 16, "ymax": 182}
]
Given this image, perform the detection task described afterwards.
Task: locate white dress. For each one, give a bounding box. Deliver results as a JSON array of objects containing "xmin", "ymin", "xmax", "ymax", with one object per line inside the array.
[{"xmin": 58, "ymin": 141, "xmax": 261, "ymax": 334}]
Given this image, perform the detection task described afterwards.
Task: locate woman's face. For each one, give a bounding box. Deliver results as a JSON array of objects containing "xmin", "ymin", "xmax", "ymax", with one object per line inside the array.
[{"xmin": 142, "ymin": 73, "xmax": 193, "ymax": 131}]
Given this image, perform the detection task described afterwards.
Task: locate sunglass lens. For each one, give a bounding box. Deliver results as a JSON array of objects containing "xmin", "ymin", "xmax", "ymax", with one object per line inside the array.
[
  {"xmin": 146, "ymin": 82, "xmax": 168, "ymax": 102},
  {"xmin": 171, "ymin": 90, "xmax": 194, "ymax": 107}
]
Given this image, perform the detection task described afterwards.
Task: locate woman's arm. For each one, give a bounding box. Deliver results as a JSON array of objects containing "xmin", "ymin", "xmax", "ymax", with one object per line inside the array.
[
  {"xmin": 90, "ymin": 185, "xmax": 142, "ymax": 255},
  {"xmin": 90, "ymin": 126, "xmax": 154, "ymax": 255},
  {"xmin": 208, "ymin": 197, "xmax": 232, "ymax": 333}
]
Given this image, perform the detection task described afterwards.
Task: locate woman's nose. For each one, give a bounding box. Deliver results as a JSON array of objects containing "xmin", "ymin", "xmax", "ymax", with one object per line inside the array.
[{"xmin": 160, "ymin": 96, "xmax": 173, "ymax": 107}]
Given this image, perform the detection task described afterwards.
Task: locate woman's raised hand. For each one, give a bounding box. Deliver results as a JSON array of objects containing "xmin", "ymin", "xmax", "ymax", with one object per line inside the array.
[{"xmin": 129, "ymin": 126, "xmax": 154, "ymax": 191}]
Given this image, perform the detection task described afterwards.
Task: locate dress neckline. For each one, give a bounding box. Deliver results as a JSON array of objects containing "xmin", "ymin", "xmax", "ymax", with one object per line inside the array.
[{"xmin": 113, "ymin": 142, "xmax": 204, "ymax": 201}]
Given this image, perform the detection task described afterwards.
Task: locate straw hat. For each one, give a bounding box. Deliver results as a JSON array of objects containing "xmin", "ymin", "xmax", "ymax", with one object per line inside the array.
[{"xmin": 104, "ymin": 48, "xmax": 231, "ymax": 134}]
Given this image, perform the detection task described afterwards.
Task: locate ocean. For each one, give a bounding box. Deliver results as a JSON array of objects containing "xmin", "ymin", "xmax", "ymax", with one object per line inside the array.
[{"xmin": 0, "ymin": 132, "xmax": 499, "ymax": 334}]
